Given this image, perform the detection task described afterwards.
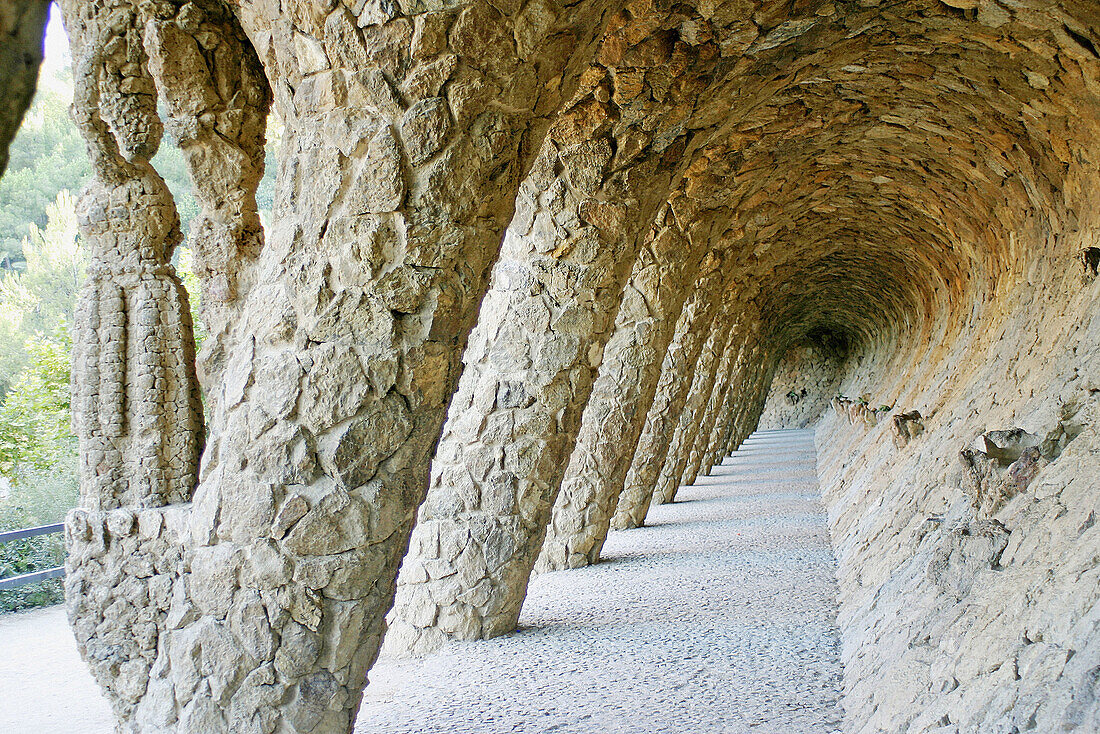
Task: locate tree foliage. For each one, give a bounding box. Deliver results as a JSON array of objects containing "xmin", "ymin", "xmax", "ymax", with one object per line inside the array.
[
  {"xmin": 0, "ymin": 85, "xmax": 90, "ymax": 263},
  {"xmin": 0, "ymin": 332, "xmax": 74, "ymax": 478},
  {"xmin": 0, "ymin": 190, "xmax": 84, "ymax": 393}
]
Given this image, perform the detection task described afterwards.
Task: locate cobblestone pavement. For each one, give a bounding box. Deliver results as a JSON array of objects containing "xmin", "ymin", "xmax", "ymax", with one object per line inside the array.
[{"xmin": 357, "ymin": 428, "xmax": 844, "ymax": 733}]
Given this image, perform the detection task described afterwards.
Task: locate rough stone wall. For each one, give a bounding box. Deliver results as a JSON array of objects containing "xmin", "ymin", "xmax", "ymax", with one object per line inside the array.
[
  {"xmin": 31, "ymin": 0, "xmax": 1100, "ymax": 731},
  {"xmin": 758, "ymin": 341, "xmax": 846, "ymax": 431},
  {"xmin": 815, "ymin": 222, "xmax": 1100, "ymax": 733}
]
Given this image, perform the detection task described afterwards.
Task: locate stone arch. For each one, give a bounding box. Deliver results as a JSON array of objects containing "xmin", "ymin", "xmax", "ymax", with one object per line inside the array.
[{"xmin": 0, "ymin": 0, "xmax": 1093, "ymax": 731}]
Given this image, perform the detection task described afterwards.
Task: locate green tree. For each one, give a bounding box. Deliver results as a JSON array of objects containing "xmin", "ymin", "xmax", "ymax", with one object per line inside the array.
[
  {"xmin": 0, "ymin": 86, "xmax": 91, "ymax": 262},
  {"xmin": 0, "ymin": 189, "xmax": 85, "ymax": 392},
  {"xmin": 151, "ymin": 138, "xmax": 200, "ymax": 230},
  {"xmin": 0, "ymin": 331, "xmax": 73, "ymax": 478},
  {"xmin": 176, "ymin": 246, "xmax": 207, "ymax": 351}
]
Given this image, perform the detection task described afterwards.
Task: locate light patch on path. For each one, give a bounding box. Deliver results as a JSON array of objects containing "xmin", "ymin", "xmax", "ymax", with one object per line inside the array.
[
  {"xmin": 0, "ymin": 604, "xmax": 113, "ymax": 733},
  {"xmin": 357, "ymin": 428, "xmax": 844, "ymax": 733}
]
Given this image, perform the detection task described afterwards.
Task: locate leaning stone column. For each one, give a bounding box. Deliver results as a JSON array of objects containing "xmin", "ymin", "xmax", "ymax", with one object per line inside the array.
[
  {"xmin": 722, "ymin": 381, "xmax": 754, "ymax": 455},
  {"xmin": 651, "ymin": 302, "xmax": 736, "ymax": 506},
  {"xmin": 388, "ymin": 9, "xmax": 726, "ymax": 652},
  {"xmin": 723, "ymin": 365, "xmax": 757, "ymax": 454},
  {"xmin": 703, "ymin": 337, "xmax": 761, "ymax": 470},
  {"xmin": 718, "ymin": 347, "xmax": 759, "ymax": 456},
  {"xmin": 610, "ymin": 278, "xmax": 726, "ymax": 530},
  {"xmin": 682, "ymin": 326, "xmax": 747, "ymax": 484},
  {"xmin": 723, "ymin": 350, "xmax": 774, "ymax": 453},
  {"xmin": 536, "ymin": 243, "xmax": 724, "ymax": 571},
  {"xmin": 386, "ymin": 132, "xmax": 670, "ymax": 653}
]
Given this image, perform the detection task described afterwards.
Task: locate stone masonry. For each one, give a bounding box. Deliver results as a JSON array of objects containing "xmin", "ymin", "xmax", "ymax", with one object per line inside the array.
[{"xmin": 0, "ymin": 0, "xmax": 1097, "ymax": 732}]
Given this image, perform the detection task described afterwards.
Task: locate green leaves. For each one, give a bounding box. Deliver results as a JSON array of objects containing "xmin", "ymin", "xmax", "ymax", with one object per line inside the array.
[
  {"xmin": 0, "ymin": 189, "xmax": 84, "ymax": 393},
  {"xmin": 0, "ymin": 86, "xmax": 91, "ymax": 260},
  {"xmin": 0, "ymin": 332, "xmax": 74, "ymax": 479}
]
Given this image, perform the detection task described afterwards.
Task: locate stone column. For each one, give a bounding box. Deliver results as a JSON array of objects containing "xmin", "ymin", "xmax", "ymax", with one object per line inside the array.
[
  {"xmin": 59, "ymin": 0, "xmax": 608, "ymax": 730},
  {"xmin": 0, "ymin": 0, "xmax": 49, "ymax": 176},
  {"xmin": 703, "ymin": 338, "xmax": 760, "ymax": 470},
  {"xmin": 62, "ymin": 11, "xmax": 205, "ymax": 512},
  {"xmin": 536, "ymin": 242, "xmax": 725, "ymax": 571},
  {"xmin": 386, "ymin": 133, "xmax": 668, "ymax": 653},
  {"xmin": 723, "ymin": 349, "xmax": 774, "ymax": 454},
  {"xmin": 651, "ymin": 302, "xmax": 736, "ymax": 506},
  {"xmin": 141, "ymin": 3, "xmax": 270, "ymax": 332},
  {"xmin": 60, "ymin": 2, "xmax": 207, "ymax": 726},
  {"xmin": 682, "ymin": 326, "xmax": 746, "ymax": 484},
  {"xmin": 388, "ymin": 8, "xmax": 725, "ymax": 653},
  {"xmin": 610, "ymin": 278, "xmax": 726, "ymax": 530}
]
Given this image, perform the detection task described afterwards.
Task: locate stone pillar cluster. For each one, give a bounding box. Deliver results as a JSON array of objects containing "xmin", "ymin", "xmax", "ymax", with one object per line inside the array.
[
  {"xmin": 0, "ymin": 0, "xmax": 1093, "ymax": 731},
  {"xmin": 536, "ymin": 221, "xmax": 723, "ymax": 573},
  {"xmin": 610, "ymin": 278, "xmax": 726, "ymax": 531},
  {"xmin": 57, "ymin": 1, "xmax": 207, "ymax": 726},
  {"xmin": 386, "ymin": 6, "xmax": 733, "ymax": 651}
]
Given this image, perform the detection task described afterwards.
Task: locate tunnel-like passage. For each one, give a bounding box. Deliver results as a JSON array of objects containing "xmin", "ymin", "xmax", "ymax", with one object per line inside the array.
[{"xmin": 0, "ymin": 0, "xmax": 1098, "ymax": 731}]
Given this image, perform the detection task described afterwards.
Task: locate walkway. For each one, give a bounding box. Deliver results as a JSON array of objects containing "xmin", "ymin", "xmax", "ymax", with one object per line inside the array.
[
  {"xmin": 0, "ymin": 429, "xmax": 843, "ymax": 733},
  {"xmin": 0, "ymin": 603, "xmax": 113, "ymax": 733},
  {"xmin": 357, "ymin": 428, "xmax": 844, "ymax": 733}
]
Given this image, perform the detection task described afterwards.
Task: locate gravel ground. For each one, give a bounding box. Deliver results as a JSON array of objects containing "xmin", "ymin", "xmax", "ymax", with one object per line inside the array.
[
  {"xmin": 357, "ymin": 428, "xmax": 844, "ymax": 734},
  {"xmin": 0, "ymin": 429, "xmax": 842, "ymax": 734},
  {"xmin": 0, "ymin": 603, "xmax": 114, "ymax": 733}
]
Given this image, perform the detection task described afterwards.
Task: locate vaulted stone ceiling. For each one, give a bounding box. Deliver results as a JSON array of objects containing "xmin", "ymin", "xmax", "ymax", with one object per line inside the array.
[
  {"xmin": 0, "ymin": 0, "xmax": 1097, "ymax": 732},
  {"xmin": 647, "ymin": 0, "xmax": 1100, "ymax": 353}
]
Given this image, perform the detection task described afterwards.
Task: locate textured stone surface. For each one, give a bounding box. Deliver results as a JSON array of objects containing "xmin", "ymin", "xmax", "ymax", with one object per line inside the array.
[
  {"xmin": 755, "ymin": 237, "xmax": 1100, "ymax": 732},
  {"xmin": 758, "ymin": 340, "xmax": 846, "ymax": 431},
  {"xmin": 56, "ymin": 0, "xmax": 611, "ymax": 728},
  {"xmin": 23, "ymin": 0, "xmax": 1100, "ymax": 730},
  {"xmin": 0, "ymin": 0, "xmax": 48, "ymax": 176},
  {"xmin": 808, "ymin": 261, "xmax": 1100, "ymax": 733}
]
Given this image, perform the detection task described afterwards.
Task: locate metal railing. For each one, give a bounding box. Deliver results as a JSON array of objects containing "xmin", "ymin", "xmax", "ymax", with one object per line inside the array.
[{"xmin": 0, "ymin": 522, "xmax": 65, "ymax": 590}]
